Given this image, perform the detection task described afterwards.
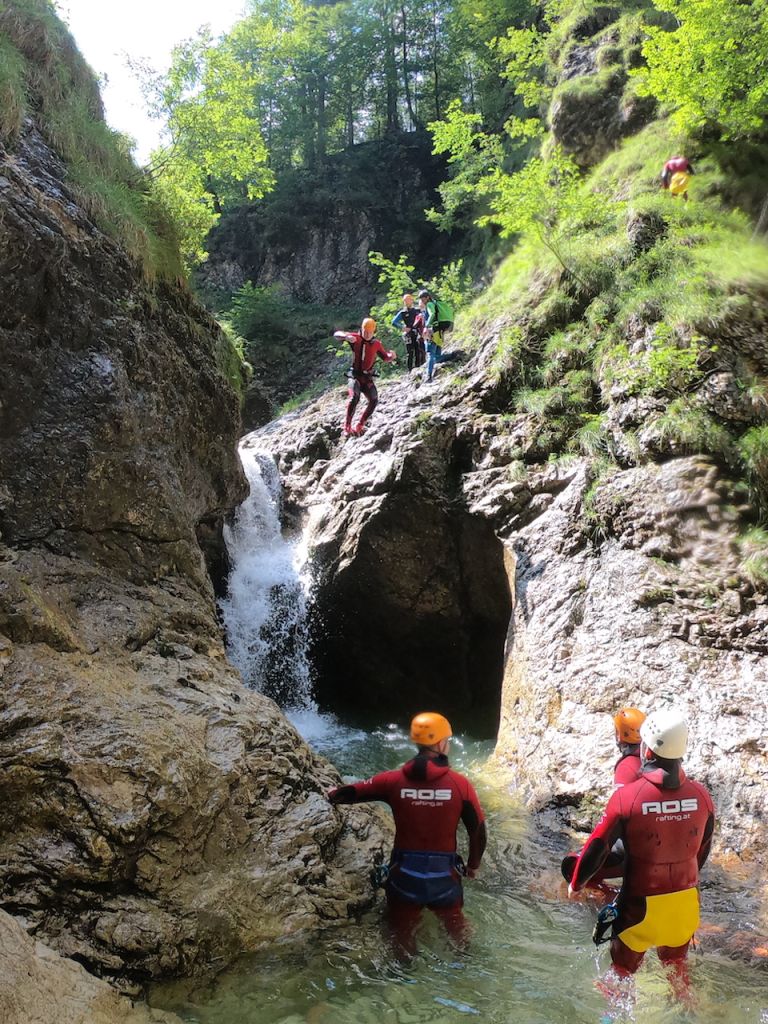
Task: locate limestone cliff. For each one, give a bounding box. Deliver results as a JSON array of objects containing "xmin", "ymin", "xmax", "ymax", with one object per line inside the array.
[
  {"xmin": 197, "ymin": 133, "xmax": 459, "ymax": 309},
  {"xmin": 0, "ymin": 909, "xmax": 181, "ymax": 1024},
  {"xmin": 0, "ymin": 110, "xmax": 386, "ymax": 990},
  {"xmin": 250, "ymin": 277, "xmax": 768, "ymax": 880}
]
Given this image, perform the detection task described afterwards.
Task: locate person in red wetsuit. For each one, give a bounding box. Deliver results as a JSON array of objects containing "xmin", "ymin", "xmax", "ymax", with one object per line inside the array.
[
  {"xmin": 561, "ymin": 707, "xmax": 647, "ymax": 888},
  {"xmin": 569, "ymin": 708, "xmax": 715, "ymax": 997},
  {"xmin": 661, "ymin": 156, "xmax": 695, "ymax": 200},
  {"xmin": 328, "ymin": 712, "xmax": 487, "ymax": 955},
  {"xmin": 612, "ymin": 706, "xmax": 645, "ymax": 788},
  {"xmin": 334, "ymin": 317, "xmax": 396, "ymax": 436}
]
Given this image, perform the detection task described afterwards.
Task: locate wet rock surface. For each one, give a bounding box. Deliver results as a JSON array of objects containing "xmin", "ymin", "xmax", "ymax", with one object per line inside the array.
[
  {"xmin": 253, "ymin": 382, "xmax": 513, "ymax": 735},
  {"xmin": 250, "ymin": 329, "xmax": 767, "ymax": 876},
  {"xmin": 0, "ymin": 909, "xmax": 180, "ymax": 1024},
  {"xmin": 0, "ymin": 122, "xmax": 388, "ymax": 985}
]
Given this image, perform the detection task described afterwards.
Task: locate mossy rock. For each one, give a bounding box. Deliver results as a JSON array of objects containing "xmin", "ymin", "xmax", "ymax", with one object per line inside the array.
[{"xmin": 571, "ymin": 5, "xmax": 622, "ymax": 41}]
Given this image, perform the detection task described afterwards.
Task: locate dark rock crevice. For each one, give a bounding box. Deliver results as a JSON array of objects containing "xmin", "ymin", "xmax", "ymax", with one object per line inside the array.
[{"xmin": 308, "ymin": 493, "xmax": 511, "ymax": 736}]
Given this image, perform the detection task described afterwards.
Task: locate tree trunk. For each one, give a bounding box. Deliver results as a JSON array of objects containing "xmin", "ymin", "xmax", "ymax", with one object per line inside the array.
[
  {"xmin": 384, "ymin": 2, "xmax": 400, "ymax": 131},
  {"xmin": 346, "ymin": 90, "xmax": 355, "ymax": 147},
  {"xmin": 400, "ymin": 5, "xmax": 418, "ymax": 129},
  {"xmin": 317, "ymin": 71, "xmax": 327, "ymax": 166},
  {"xmin": 205, "ymin": 175, "xmax": 223, "ymax": 214},
  {"xmin": 431, "ymin": 1, "xmax": 441, "ymax": 120},
  {"xmin": 299, "ymin": 77, "xmax": 315, "ymax": 168}
]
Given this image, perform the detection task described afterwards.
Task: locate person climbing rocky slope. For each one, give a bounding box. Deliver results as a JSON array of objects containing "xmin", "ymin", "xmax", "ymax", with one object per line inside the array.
[{"xmin": 0, "ymin": 7, "xmax": 388, "ymax": 998}]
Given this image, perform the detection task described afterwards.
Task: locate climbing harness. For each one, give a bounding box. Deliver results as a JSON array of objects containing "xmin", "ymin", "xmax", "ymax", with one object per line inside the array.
[
  {"xmin": 593, "ymin": 901, "xmax": 619, "ymax": 946},
  {"xmin": 387, "ymin": 850, "xmax": 465, "ymax": 907},
  {"xmin": 373, "ymin": 863, "xmax": 390, "ymax": 888}
]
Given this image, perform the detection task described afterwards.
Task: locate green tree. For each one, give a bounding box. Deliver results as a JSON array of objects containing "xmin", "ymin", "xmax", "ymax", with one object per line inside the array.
[
  {"xmin": 636, "ymin": 0, "xmax": 768, "ymax": 139},
  {"xmin": 147, "ymin": 31, "xmax": 273, "ymax": 264},
  {"xmin": 478, "ymin": 141, "xmax": 603, "ymax": 281}
]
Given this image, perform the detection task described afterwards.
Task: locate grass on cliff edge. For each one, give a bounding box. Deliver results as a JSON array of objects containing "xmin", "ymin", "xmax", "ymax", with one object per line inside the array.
[
  {"xmin": 0, "ymin": 0, "xmax": 183, "ymax": 282},
  {"xmin": 458, "ymin": 119, "xmax": 768, "ymax": 511}
]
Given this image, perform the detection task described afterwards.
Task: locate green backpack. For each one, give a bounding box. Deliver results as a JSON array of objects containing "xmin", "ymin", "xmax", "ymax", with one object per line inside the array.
[{"xmin": 433, "ymin": 298, "xmax": 454, "ymax": 331}]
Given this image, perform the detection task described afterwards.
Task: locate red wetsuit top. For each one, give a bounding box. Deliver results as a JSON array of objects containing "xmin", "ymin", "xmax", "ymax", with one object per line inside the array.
[
  {"xmin": 344, "ymin": 333, "xmax": 395, "ymax": 376},
  {"xmin": 571, "ymin": 760, "xmax": 715, "ymax": 897},
  {"xmin": 329, "ymin": 754, "xmax": 487, "ymax": 870},
  {"xmin": 613, "ymin": 749, "xmax": 641, "ymax": 788},
  {"xmin": 664, "ymin": 156, "xmax": 694, "ymax": 175},
  {"xmin": 662, "ymin": 156, "xmax": 695, "ymax": 187}
]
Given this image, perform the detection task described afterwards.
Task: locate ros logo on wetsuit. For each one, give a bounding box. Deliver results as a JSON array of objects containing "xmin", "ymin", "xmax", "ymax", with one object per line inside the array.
[
  {"xmin": 641, "ymin": 799, "xmax": 699, "ymax": 814},
  {"xmin": 400, "ymin": 788, "xmax": 452, "ymax": 801}
]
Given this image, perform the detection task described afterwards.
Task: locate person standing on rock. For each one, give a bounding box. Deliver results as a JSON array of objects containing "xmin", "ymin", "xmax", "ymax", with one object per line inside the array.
[
  {"xmin": 334, "ymin": 317, "xmax": 396, "ymax": 436},
  {"xmin": 418, "ymin": 289, "xmax": 460, "ymax": 382},
  {"xmin": 327, "ymin": 712, "xmax": 487, "ymax": 956},
  {"xmin": 392, "ymin": 293, "xmax": 425, "ymax": 371},
  {"xmin": 660, "ymin": 155, "xmax": 695, "ymax": 200},
  {"xmin": 568, "ymin": 708, "xmax": 715, "ymax": 1002}
]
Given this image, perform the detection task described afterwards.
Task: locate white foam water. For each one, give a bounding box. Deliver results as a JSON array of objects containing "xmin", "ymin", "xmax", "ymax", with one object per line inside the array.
[{"xmin": 220, "ymin": 444, "xmax": 315, "ymax": 710}]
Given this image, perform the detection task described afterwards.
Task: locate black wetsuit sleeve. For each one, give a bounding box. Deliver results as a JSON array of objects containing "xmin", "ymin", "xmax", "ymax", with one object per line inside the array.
[
  {"xmin": 697, "ymin": 812, "xmax": 715, "ymax": 869},
  {"xmin": 461, "ymin": 798, "xmax": 487, "ymax": 870},
  {"xmin": 328, "ymin": 785, "xmax": 360, "ymax": 805},
  {"xmin": 328, "ymin": 771, "xmax": 395, "ymax": 805}
]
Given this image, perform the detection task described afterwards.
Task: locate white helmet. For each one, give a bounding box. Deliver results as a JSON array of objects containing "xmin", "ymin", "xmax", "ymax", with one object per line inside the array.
[{"xmin": 640, "ymin": 708, "xmax": 688, "ymax": 759}]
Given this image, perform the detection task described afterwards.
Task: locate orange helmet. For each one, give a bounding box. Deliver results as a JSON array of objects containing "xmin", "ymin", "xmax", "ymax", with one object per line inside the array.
[
  {"xmin": 361, "ymin": 317, "xmax": 376, "ymax": 338},
  {"xmin": 614, "ymin": 707, "xmax": 646, "ymax": 744},
  {"xmin": 410, "ymin": 712, "xmax": 452, "ymax": 746}
]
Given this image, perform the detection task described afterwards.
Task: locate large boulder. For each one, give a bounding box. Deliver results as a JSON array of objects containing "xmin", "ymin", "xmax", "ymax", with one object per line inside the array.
[
  {"xmin": 0, "ymin": 122, "xmax": 388, "ymax": 981},
  {"xmin": 254, "ymin": 398, "xmax": 512, "ymax": 736},
  {"xmin": 497, "ymin": 455, "xmax": 767, "ymax": 860},
  {"xmin": 0, "ymin": 909, "xmax": 179, "ymax": 1024}
]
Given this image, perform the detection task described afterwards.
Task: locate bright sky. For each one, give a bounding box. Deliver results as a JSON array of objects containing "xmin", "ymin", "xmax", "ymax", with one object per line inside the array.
[{"xmin": 55, "ymin": 0, "xmax": 248, "ymax": 163}]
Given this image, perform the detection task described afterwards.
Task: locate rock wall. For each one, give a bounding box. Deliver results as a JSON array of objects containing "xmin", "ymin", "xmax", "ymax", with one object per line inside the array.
[
  {"xmin": 549, "ymin": 7, "xmax": 656, "ymax": 167},
  {"xmin": 0, "ymin": 909, "xmax": 180, "ymax": 1024},
  {"xmin": 0, "ymin": 122, "xmax": 388, "ymax": 984},
  {"xmin": 251, "ymin": 326, "xmax": 767, "ymax": 866},
  {"xmin": 254, "ymin": 406, "xmax": 512, "ymax": 736},
  {"xmin": 197, "ymin": 133, "xmax": 456, "ymax": 308}
]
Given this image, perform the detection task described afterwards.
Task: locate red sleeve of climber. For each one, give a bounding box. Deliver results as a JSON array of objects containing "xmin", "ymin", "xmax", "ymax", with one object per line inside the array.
[
  {"xmin": 373, "ymin": 339, "xmax": 396, "ymax": 362},
  {"xmin": 458, "ymin": 778, "xmax": 487, "ymax": 875},
  {"xmin": 328, "ymin": 770, "xmax": 400, "ymax": 805},
  {"xmin": 333, "ymin": 330, "xmax": 355, "ymax": 345},
  {"xmin": 569, "ymin": 789, "xmax": 626, "ymax": 892}
]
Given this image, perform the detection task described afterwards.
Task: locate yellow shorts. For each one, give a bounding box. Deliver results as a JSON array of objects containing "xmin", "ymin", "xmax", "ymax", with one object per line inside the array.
[
  {"xmin": 618, "ymin": 888, "xmax": 700, "ymax": 953},
  {"xmin": 669, "ymin": 171, "xmax": 691, "ymax": 195}
]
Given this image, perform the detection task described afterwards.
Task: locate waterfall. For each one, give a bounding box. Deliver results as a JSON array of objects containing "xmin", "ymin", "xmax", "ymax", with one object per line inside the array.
[{"xmin": 220, "ymin": 443, "xmax": 315, "ymax": 710}]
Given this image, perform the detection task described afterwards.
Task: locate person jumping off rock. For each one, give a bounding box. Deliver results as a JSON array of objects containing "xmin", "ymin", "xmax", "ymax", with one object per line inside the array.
[
  {"xmin": 334, "ymin": 317, "xmax": 396, "ymax": 436},
  {"xmin": 328, "ymin": 712, "xmax": 487, "ymax": 957},
  {"xmin": 392, "ymin": 293, "xmax": 425, "ymax": 371},
  {"xmin": 418, "ymin": 289, "xmax": 461, "ymax": 382},
  {"xmin": 567, "ymin": 708, "xmax": 715, "ymax": 1005},
  {"xmin": 661, "ymin": 156, "xmax": 695, "ymax": 201}
]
